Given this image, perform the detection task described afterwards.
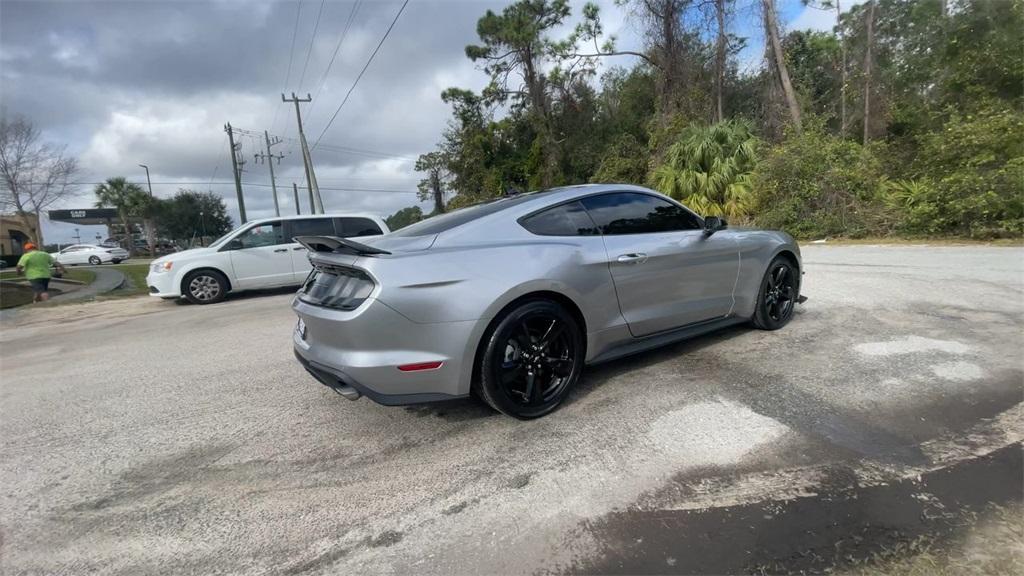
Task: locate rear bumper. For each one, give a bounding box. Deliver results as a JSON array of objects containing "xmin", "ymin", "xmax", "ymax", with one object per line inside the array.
[{"xmin": 292, "ymin": 296, "xmax": 476, "ymax": 404}]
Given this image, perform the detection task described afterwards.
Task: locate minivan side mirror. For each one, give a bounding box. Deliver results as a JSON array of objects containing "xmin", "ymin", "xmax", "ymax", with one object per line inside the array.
[
  {"xmin": 224, "ymin": 238, "xmax": 243, "ymax": 251},
  {"xmin": 703, "ymin": 216, "xmax": 727, "ymax": 236}
]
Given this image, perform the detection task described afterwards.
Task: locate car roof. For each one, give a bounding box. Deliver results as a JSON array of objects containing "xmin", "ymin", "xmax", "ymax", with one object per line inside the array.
[{"xmin": 245, "ymin": 212, "xmax": 385, "ymax": 226}]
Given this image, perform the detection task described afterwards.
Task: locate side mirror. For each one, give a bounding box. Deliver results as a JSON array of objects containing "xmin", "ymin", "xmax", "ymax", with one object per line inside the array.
[
  {"xmin": 703, "ymin": 216, "xmax": 727, "ymax": 236},
  {"xmin": 225, "ymin": 238, "xmax": 243, "ymax": 251}
]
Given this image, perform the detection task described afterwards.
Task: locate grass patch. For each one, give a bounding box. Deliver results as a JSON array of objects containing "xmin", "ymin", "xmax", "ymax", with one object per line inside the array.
[
  {"xmin": 0, "ymin": 283, "xmax": 39, "ymax": 309},
  {"xmin": 61, "ymin": 268, "xmax": 97, "ymax": 284},
  {"xmin": 103, "ymin": 263, "xmax": 151, "ymax": 298}
]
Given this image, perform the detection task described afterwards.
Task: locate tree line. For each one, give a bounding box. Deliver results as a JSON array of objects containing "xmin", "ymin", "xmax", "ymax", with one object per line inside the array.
[{"xmin": 395, "ymin": 0, "xmax": 1022, "ymax": 239}]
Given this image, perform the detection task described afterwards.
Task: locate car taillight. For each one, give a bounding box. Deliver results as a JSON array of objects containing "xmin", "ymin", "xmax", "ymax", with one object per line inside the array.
[{"xmin": 298, "ymin": 266, "xmax": 375, "ymax": 311}]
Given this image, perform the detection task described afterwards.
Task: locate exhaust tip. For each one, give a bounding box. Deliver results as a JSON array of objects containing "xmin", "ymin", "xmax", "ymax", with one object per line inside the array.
[{"xmin": 332, "ymin": 384, "xmax": 362, "ymax": 401}]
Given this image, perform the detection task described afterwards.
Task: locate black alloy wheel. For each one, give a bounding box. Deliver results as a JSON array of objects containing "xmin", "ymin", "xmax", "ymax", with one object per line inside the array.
[
  {"xmin": 752, "ymin": 256, "xmax": 798, "ymax": 330},
  {"xmin": 478, "ymin": 300, "xmax": 584, "ymax": 419}
]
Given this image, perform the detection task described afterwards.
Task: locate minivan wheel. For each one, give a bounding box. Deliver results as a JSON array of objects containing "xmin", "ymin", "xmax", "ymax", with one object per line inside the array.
[
  {"xmin": 88, "ymin": 256, "xmax": 102, "ymax": 265},
  {"xmin": 183, "ymin": 270, "xmax": 227, "ymax": 305},
  {"xmin": 477, "ymin": 300, "xmax": 584, "ymax": 419}
]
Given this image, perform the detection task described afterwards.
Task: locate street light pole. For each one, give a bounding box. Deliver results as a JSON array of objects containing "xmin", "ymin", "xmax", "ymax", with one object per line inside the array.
[{"xmin": 138, "ymin": 164, "xmax": 153, "ymax": 196}]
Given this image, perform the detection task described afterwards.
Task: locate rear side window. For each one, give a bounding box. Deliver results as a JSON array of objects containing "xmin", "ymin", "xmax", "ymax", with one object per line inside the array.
[
  {"xmin": 289, "ymin": 218, "xmax": 335, "ymax": 238},
  {"xmin": 520, "ymin": 201, "xmax": 599, "ymax": 236},
  {"xmin": 580, "ymin": 193, "xmax": 702, "ymax": 235},
  {"xmin": 335, "ymin": 217, "xmax": 383, "ymax": 237}
]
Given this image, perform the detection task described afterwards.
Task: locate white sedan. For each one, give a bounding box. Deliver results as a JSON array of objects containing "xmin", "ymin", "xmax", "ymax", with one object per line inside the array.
[{"xmin": 52, "ymin": 244, "xmax": 130, "ymax": 265}]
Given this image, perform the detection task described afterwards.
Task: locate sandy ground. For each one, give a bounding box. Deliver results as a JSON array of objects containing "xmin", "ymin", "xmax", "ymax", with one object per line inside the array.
[{"xmin": 0, "ymin": 245, "xmax": 1021, "ymax": 575}]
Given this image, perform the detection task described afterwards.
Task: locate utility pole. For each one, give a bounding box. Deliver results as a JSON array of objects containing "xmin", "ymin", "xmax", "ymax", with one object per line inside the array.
[
  {"xmin": 255, "ymin": 131, "xmax": 284, "ymax": 217},
  {"xmin": 224, "ymin": 123, "xmax": 247, "ymax": 223},
  {"xmin": 292, "ymin": 183, "xmax": 301, "ymax": 215},
  {"xmin": 138, "ymin": 164, "xmax": 153, "ymax": 196},
  {"xmin": 282, "ymin": 93, "xmax": 324, "ymax": 214}
]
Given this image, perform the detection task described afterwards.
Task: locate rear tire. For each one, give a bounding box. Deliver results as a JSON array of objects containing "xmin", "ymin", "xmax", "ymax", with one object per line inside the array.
[
  {"xmin": 111, "ymin": 259, "xmax": 122, "ymax": 264},
  {"xmin": 88, "ymin": 256, "xmax": 102, "ymax": 265},
  {"xmin": 477, "ymin": 300, "xmax": 584, "ymax": 419},
  {"xmin": 182, "ymin": 270, "xmax": 228, "ymax": 305},
  {"xmin": 752, "ymin": 256, "xmax": 799, "ymax": 330}
]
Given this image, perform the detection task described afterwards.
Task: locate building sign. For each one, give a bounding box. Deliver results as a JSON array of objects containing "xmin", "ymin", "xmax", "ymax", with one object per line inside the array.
[{"xmin": 49, "ymin": 208, "xmax": 121, "ymax": 225}]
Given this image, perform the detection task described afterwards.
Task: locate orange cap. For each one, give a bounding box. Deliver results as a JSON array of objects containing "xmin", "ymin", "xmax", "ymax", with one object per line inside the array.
[{"xmin": 23, "ymin": 242, "xmax": 36, "ymax": 250}]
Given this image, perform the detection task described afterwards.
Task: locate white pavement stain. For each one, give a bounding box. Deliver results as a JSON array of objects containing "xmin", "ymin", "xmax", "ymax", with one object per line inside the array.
[
  {"xmin": 931, "ymin": 360, "xmax": 986, "ymax": 382},
  {"xmin": 385, "ymin": 398, "xmax": 795, "ymax": 575},
  {"xmin": 854, "ymin": 335, "xmax": 972, "ymax": 357},
  {"xmin": 649, "ymin": 399, "xmax": 790, "ymax": 466}
]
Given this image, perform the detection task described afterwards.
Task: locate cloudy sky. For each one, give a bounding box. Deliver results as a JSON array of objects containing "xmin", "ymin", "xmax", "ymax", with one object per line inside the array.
[{"xmin": 0, "ymin": 0, "xmax": 839, "ymax": 243}]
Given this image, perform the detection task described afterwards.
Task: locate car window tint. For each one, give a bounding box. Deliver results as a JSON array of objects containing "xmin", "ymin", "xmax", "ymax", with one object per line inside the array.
[
  {"xmin": 237, "ymin": 222, "xmax": 285, "ymax": 248},
  {"xmin": 289, "ymin": 218, "xmax": 335, "ymax": 238},
  {"xmin": 335, "ymin": 217, "xmax": 383, "ymax": 237},
  {"xmin": 520, "ymin": 201, "xmax": 599, "ymax": 236},
  {"xmin": 580, "ymin": 193, "xmax": 702, "ymax": 234}
]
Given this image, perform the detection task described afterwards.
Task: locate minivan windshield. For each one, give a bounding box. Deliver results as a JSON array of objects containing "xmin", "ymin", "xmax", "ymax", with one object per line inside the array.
[{"xmin": 207, "ymin": 224, "xmax": 249, "ymax": 248}]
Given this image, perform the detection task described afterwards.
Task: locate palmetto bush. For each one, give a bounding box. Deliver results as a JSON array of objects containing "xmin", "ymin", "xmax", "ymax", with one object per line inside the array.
[{"xmin": 650, "ymin": 120, "xmax": 758, "ymax": 219}]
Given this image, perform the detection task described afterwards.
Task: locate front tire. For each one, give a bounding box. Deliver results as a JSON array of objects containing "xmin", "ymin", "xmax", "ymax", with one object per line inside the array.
[
  {"xmin": 477, "ymin": 300, "xmax": 584, "ymax": 419},
  {"xmin": 752, "ymin": 256, "xmax": 799, "ymax": 330},
  {"xmin": 182, "ymin": 270, "xmax": 228, "ymax": 305}
]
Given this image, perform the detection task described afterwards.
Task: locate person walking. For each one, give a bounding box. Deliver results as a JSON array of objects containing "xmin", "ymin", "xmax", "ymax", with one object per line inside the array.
[{"xmin": 16, "ymin": 242, "xmax": 64, "ymax": 303}]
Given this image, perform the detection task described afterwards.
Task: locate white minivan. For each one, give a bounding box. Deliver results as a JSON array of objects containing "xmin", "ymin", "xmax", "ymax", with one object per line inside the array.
[{"xmin": 146, "ymin": 213, "xmax": 389, "ymax": 304}]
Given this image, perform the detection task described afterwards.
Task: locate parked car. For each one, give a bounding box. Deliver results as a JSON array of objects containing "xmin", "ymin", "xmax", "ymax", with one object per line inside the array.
[
  {"xmin": 146, "ymin": 213, "xmax": 389, "ymax": 304},
  {"xmin": 52, "ymin": 244, "xmax": 130, "ymax": 265},
  {"xmin": 292, "ymin": 184, "xmax": 804, "ymax": 419}
]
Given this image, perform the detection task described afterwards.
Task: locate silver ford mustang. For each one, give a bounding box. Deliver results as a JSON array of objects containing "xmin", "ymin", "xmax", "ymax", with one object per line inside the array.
[{"xmin": 292, "ymin": 184, "xmax": 802, "ymax": 418}]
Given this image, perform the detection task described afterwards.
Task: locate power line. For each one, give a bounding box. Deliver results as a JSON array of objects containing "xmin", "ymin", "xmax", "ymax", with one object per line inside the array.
[
  {"xmin": 297, "ymin": 0, "xmax": 327, "ymax": 92},
  {"xmin": 312, "ymin": 0, "xmax": 410, "ymax": 150},
  {"xmin": 272, "ymin": 0, "xmax": 305, "ymax": 135},
  {"xmin": 233, "ymin": 126, "xmax": 417, "ymax": 162},
  {"xmin": 308, "ymin": 0, "xmax": 362, "ymax": 120},
  {"xmin": 69, "ymin": 181, "xmax": 418, "ymax": 194}
]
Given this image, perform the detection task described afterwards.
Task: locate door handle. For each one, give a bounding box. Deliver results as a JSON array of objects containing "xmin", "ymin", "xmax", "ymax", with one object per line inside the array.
[
  {"xmin": 273, "ymin": 248, "xmax": 288, "ymax": 253},
  {"xmin": 617, "ymin": 253, "xmax": 648, "ymax": 264},
  {"xmin": 293, "ymin": 247, "xmax": 306, "ymax": 251}
]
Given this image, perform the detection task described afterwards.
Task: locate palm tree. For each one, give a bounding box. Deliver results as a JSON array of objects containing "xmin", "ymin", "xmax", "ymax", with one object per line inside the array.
[
  {"xmin": 95, "ymin": 177, "xmax": 148, "ymax": 256},
  {"xmin": 650, "ymin": 120, "xmax": 759, "ymax": 219}
]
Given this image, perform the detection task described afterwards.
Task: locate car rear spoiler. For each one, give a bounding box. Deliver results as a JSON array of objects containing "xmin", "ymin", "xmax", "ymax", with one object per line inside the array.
[{"xmin": 293, "ymin": 235, "xmax": 391, "ymax": 256}]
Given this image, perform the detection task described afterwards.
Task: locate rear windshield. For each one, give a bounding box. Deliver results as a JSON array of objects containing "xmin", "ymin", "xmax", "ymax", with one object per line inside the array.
[{"xmin": 389, "ymin": 191, "xmax": 553, "ymax": 237}]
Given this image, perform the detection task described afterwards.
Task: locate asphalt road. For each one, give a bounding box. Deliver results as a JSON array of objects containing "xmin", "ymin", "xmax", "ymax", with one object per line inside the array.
[{"xmin": 1, "ymin": 245, "xmax": 1021, "ymax": 575}]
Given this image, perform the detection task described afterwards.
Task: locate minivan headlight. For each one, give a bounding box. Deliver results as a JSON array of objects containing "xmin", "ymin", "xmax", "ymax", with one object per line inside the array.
[{"xmin": 151, "ymin": 261, "xmax": 172, "ymax": 273}]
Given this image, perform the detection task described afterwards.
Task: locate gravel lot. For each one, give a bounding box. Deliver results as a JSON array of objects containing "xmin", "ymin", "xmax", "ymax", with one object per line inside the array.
[{"xmin": 1, "ymin": 245, "xmax": 1021, "ymax": 575}]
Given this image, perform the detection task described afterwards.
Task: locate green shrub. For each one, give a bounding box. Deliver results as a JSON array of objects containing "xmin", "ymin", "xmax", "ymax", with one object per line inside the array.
[
  {"xmin": 893, "ymin": 106, "xmax": 1024, "ymax": 237},
  {"xmin": 751, "ymin": 125, "xmax": 890, "ymax": 238}
]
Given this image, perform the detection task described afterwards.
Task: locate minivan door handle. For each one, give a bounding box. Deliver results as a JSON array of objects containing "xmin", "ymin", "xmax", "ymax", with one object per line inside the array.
[{"xmin": 617, "ymin": 253, "xmax": 648, "ymax": 264}]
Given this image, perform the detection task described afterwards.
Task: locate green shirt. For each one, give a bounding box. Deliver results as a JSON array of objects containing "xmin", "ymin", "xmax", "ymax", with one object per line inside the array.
[{"xmin": 17, "ymin": 250, "xmax": 54, "ymax": 280}]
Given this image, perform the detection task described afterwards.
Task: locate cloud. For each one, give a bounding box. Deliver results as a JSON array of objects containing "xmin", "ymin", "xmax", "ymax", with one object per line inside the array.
[{"xmin": 787, "ymin": 0, "xmax": 866, "ymax": 33}]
